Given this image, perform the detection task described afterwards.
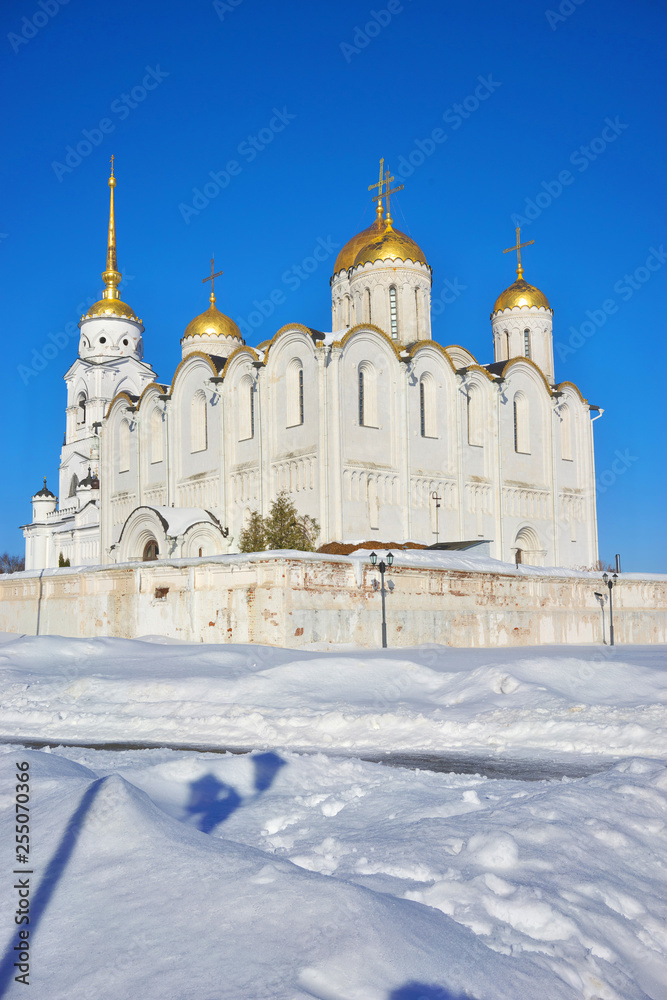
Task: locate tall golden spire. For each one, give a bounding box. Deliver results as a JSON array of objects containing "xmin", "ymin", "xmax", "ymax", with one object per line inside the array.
[
  {"xmin": 101, "ymin": 154, "xmax": 122, "ymax": 302},
  {"xmin": 502, "ymin": 226, "xmax": 535, "ymax": 281}
]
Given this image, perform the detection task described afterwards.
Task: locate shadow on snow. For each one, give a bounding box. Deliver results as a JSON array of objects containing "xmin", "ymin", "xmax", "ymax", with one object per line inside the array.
[{"xmin": 184, "ymin": 751, "xmax": 286, "ymax": 833}]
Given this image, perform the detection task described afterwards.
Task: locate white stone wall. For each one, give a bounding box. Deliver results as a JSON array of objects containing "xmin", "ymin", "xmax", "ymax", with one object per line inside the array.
[
  {"xmin": 91, "ymin": 321, "xmax": 600, "ymax": 568},
  {"xmin": 1, "ymin": 556, "xmax": 665, "ymax": 648}
]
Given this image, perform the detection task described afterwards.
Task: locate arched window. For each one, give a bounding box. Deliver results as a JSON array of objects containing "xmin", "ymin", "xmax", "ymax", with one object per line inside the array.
[
  {"xmin": 150, "ymin": 406, "xmax": 164, "ymax": 464},
  {"xmin": 419, "ymin": 373, "xmax": 437, "ymax": 438},
  {"xmin": 68, "ymin": 473, "xmax": 79, "ymax": 497},
  {"xmin": 366, "ymin": 288, "xmax": 372, "ymax": 323},
  {"xmin": 345, "ymin": 294, "xmax": 351, "ymax": 327},
  {"xmin": 190, "ymin": 390, "xmax": 207, "ymax": 453},
  {"xmin": 415, "ymin": 288, "xmax": 420, "ymax": 334},
  {"xmin": 76, "ymin": 393, "xmax": 87, "ymax": 425},
  {"xmin": 514, "ymin": 526, "xmax": 542, "ymax": 566},
  {"xmin": 467, "ymin": 385, "xmax": 483, "ymax": 447},
  {"xmin": 561, "ymin": 404, "xmax": 573, "ymax": 461},
  {"xmin": 513, "ymin": 393, "xmax": 530, "ymax": 453},
  {"xmin": 142, "ymin": 539, "xmax": 159, "ymax": 562},
  {"xmin": 524, "ymin": 329, "xmax": 531, "ymax": 358},
  {"xmin": 286, "ymin": 359, "xmax": 304, "ymax": 427},
  {"xmin": 119, "ymin": 419, "xmax": 130, "ymax": 473},
  {"xmin": 239, "ymin": 374, "xmax": 255, "ymax": 440},
  {"xmin": 358, "ymin": 361, "xmax": 378, "ymax": 428},
  {"xmin": 389, "ymin": 286, "xmax": 398, "ymax": 339},
  {"xmin": 504, "ymin": 331, "xmax": 510, "ymax": 358}
]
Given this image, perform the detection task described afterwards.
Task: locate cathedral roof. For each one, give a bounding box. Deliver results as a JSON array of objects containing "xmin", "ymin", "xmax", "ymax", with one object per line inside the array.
[
  {"xmin": 182, "ymin": 297, "xmax": 243, "ymax": 342},
  {"xmin": 493, "ymin": 277, "xmax": 551, "ymax": 313},
  {"xmin": 353, "ymin": 223, "xmax": 429, "ymax": 268},
  {"xmin": 33, "ymin": 478, "xmax": 56, "ymax": 499},
  {"xmin": 332, "ymin": 209, "xmax": 385, "ymax": 275}
]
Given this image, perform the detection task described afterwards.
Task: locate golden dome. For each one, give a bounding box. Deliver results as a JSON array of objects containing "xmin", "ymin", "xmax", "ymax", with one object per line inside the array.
[
  {"xmin": 493, "ymin": 278, "xmax": 551, "ymax": 312},
  {"xmin": 183, "ymin": 295, "xmax": 243, "ymax": 341},
  {"xmin": 353, "ymin": 225, "xmax": 429, "ymax": 268},
  {"xmin": 333, "ymin": 210, "xmax": 385, "ymax": 275},
  {"xmin": 83, "ymin": 298, "xmax": 139, "ymax": 321}
]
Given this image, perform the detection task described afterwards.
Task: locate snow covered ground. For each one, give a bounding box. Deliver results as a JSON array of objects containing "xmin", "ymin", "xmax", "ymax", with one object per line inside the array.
[
  {"xmin": 1, "ymin": 635, "xmax": 666, "ymax": 998},
  {"xmin": 1, "ymin": 635, "xmax": 666, "ymax": 756}
]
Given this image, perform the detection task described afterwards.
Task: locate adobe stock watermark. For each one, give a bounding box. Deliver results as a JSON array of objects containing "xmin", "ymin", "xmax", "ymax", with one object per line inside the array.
[
  {"xmin": 213, "ymin": 0, "xmax": 244, "ymax": 20},
  {"xmin": 511, "ymin": 117, "xmax": 628, "ymax": 228},
  {"xmin": 545, "ymin": 0, "xmax": 587, "ymax": 31},
  {"xmin": 235, "ymin": 236, "xmax": 339, "ymax": 338},
  {"xmin": 340, "ymin": 0, "xmax": 412, "ymax": 62},
  {"xmin": 596, "ymin": 449, "xmax": 638, "ymax": 495},
  {"xmin": 51, "ymin": 66, "xmax": 170, "ymax": 181},
  {"xmin": 178, "ymin": 107, "xmax": 296, "ymax": 224},
  {"xmin": 555, "ymin": 245, "xmax": 666, "ymax": 362},
  {"xmin": 394, "ymin": 75, "xmax": 501, "ymax": 179},
  {"xmin": 17, "ymin": 270, "xmax": 135, "ymax": 385},
  {"xmin": 430, "ymin": 276, "xmax": 467, "ymax": 317},
  {"xmin": 8, "ymin": 0, "xmax": 70, "ymax": 54}
]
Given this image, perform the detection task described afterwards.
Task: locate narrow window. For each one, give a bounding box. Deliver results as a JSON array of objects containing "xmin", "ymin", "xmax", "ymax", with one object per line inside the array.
[
  {"xmin": 389, "ymin": 286, "xmax": 398, "ymax": 339},
  {"xmin": 504, "ymin": 331, "xmax": 510, "ymax": 358},
  {"xmin": 286, "ymin": 360, "xmax": 304, "ymax": 427},
  {"xmin": 366, "ymin": 288, "xmax": 372, "ymax": 323},
  {"xmin": 524, "ymin": 329, "xmax": 531, "ymax": 358},
  {"xmin": 414, "ymin": 288, "xmax": 419, "ymax": 335},
  {"xmin": 239, "ymin": 375, "xmax": 254, "ymax": 440},
  {"xmin": 68, "ymin": 474, "xmax": 78, "ymax": 497},
  {"xmin": 358, "ymin": 362, "xmax": 378, "ymax": 427},
  {"xmin": 513, "ymin": 393, "xmax": 530, "ymax": 453},
  {"xmin": 190, "ymin": 390, "xmax": 207, "ymax": 453},
  {"xmin": 299, "ymin": 367, "xmax": 304, "ymax": 424},
  {"xmin": 119, "ymin": 419, "xmax": 130, "ymax": 473},
  {"xmin": 420, "ymin": 381, "xmax": 425, "ymax": 437},
  {"xmin": 467, "ymin": 386, "xmax": 483, "ymax": 447},
  {"xmin": 420, "ymin": 373, "xmax": 437, "ymax": 437},
  {"xmin": 77, "ymin": 393, "xmax": 87, "ymax": 425},
  {"xmin": 561, "ymin": 404, "xmax": 573, "ymax": 461},
  {"xmin": 150, "ymin": 406, "xmax": 163, "ymax": 464}
]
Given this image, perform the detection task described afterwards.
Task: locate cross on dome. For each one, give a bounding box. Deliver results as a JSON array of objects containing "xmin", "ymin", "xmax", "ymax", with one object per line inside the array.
[
  {"xmin": 202, "ymin": 257, "xmax": 224, "ymax": 305},
  {"xmin": 369, "ymin": 159, "xmax": 403, "ymax": 228},
  {"xmin": 503, "ymin": 226, "xmax": 535, "ymax": 280}
]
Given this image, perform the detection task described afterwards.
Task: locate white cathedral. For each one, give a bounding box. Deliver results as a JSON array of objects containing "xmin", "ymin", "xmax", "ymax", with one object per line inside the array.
[{"xmin": 23, "ymin": 162, "xmax": 600, "ymax": 571}]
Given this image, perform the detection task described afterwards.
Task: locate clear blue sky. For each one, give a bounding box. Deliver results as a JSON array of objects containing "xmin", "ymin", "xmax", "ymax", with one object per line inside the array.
[{"xmin": 1, "ymin": 0, "xmax": 665, "ymax": 570}]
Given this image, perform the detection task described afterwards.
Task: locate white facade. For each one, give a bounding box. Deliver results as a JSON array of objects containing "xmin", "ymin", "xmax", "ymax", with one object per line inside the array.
[{"xmin": 23, "ymin": 169, "xmax": 600, "ymax": 571}]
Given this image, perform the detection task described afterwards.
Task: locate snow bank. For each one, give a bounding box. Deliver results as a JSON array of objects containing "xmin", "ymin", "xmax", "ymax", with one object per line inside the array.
[
  {"xmin": 0, "ymin": 749, "xmax": 579, "ymax": 999},
  {"xmin": 2, "ymin": 746, "xmax": 666, "ymax": 998},
  {"xmin": 0, "ymin": 636, "xmax": 666, "ymax": 755}
]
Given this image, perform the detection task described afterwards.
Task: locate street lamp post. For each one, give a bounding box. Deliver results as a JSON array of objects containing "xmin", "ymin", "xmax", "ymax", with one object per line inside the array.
[
  {"xmin": 430, "ymin": 492, "xmax": 441, "ymax": 545},
  {"xmin": 594, "ymin": 591, "xmax": 607, "ymax": 644},
  {"xmin": 370, "ymin": 551, "xmax": 394, "ymax": 648},
  {"xmin": 602, "ymin": 572, "xmax": 618, "ymax": 646}
]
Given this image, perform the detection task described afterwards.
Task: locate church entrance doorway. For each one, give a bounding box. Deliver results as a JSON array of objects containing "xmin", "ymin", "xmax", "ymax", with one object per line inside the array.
[{"xmin": 143, "ymin": 539, "xmax": 159, "ymax": 561}]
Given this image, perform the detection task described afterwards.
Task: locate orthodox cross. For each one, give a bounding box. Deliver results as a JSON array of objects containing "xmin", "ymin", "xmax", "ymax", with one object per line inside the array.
[
  {"xmin": 369, "ymin": 160, "xmax": 404, "ymax": 224},
  {"xmin": 202, "ymin": 257, "xmax": 223, "ymax": 300},
  {"xmin": 503, "ymin": 227, "xmax": 534, "ymax": 280},
  {"xmin": 110, "ymin": 153, "xmax": 114, "ymax": 176}
]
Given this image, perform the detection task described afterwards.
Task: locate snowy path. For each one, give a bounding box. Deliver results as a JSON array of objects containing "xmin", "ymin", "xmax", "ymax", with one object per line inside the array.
[{"xmin": 1, "ymin": 636, "xmax": 666, "ymax": 997}]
